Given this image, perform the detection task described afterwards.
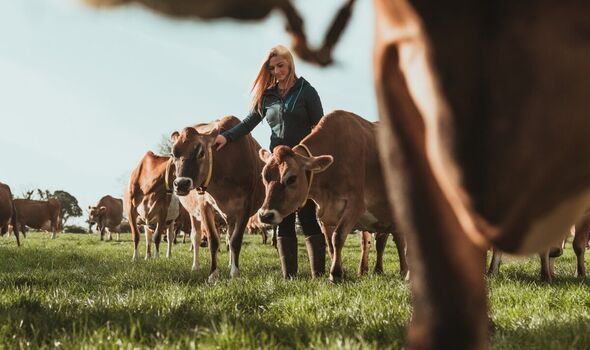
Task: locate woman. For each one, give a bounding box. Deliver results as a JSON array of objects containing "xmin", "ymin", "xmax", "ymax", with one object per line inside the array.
[{"xmin": 214, "ymin": 45, "xmax": 325, "ymax": 279}]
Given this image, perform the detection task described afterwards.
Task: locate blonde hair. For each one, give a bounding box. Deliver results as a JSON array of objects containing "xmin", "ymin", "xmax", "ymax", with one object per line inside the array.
[{"xmin": 250, "ymin": 45, "xmax": 297, "ymax": 115}]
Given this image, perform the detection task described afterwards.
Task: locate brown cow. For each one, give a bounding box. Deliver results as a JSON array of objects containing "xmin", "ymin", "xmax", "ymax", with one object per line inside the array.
[
  {"xmin": 171, "ymin": 116, "xmax": 265, "ymax": 279},
  {"xmin": 88, "ymin": 195, "xmax": 124, "ymax": 241},
  {"xmin": 0, "ymin": 182, "xmax": 20, "ymax": 246},
  {"xmin": 258, "ymin": 110, "xmax": 408, "ymax": 280},
  {"xmin": 373, "ymin": 1, "xmax": 590, "ymax": 348},
  {"xmin": 126, "ymin": 151, "xmax": 180, "ymax": 260},
  {"xmin": 14, "ymin": 198, "xmax": 60, "ymax": 239}
]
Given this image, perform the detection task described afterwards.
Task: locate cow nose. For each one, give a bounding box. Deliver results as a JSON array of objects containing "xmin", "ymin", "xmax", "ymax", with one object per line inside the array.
[
  {"xmin": 174, "ymin": 177, "xmax": 192, "ymax": 195},
  {"xmin": 258, "ymin": 210, "xmax": 275, "ymax": 224}
]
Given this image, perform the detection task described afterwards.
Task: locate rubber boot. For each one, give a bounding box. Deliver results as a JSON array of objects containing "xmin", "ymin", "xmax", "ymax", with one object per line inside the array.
[
  {"xmin": 277, "ymin": 236, "xmax": 298, "ymax": 279},
  {"xmin": 305, "ymin": 234, "xmax": 326, "ymax": 278}
]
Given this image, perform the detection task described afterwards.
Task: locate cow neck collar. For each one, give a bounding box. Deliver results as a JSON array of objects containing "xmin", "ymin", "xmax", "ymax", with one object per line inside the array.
[
  {"xmin": 197, "ymin": 145, "xmax": 214, "ymax": 195},
  {"xmin": 165, "ymin": 158, "xmax": 174, "ymax": 195},
  {"xmin": 293, "ymin": 143, "xmax": 314, "ymax": 209}
]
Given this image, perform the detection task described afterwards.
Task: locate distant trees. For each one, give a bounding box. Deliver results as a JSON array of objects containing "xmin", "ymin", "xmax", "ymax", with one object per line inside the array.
[
  {"xmin": 18, "ymin": 189, "xmax": 83, "ymax": 228},
  {"xmin": 156, "ymin": 134, "xmax": 173, "ymax": 156}
]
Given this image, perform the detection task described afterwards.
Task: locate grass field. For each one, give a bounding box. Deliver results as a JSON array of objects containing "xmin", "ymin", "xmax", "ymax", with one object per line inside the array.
[{"xmin": 0, "ymin": 232, "xmax": 589, "ymax": 349}]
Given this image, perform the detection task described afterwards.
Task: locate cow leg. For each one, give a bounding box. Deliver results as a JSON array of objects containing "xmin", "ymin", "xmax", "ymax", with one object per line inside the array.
[
  {"xmin": 144, "ymin": 225, "xmax": 153, "ymax": 259},
  {"xmin": 375, "ymin": 26, "xmax": 488, "ymax": 348},
  {"xmin": 487, "ymin": 248, "xmax": 503, "ymax": 276},
  {"xmin": 228, "ymin": 215, "xmax": 247, "ymax": 278},
  {"xmin": 11, "ymin": 207, "xmax": 20, "ymax": 247},
  {"xmin": 203, "ymin": 205, "xmax": 221, "ymax": 282},
  {"xmin": 262, "ymin": 229, "xmax": 268, "ymax": 245},
  {"xmin": 392, "ymin": 231, "xmax": 409, "ymax": 279},
  {"xmin": 51, "ymin": 220, "xmax": 57, "ymax": 239},
  {"xmin": 166, "ymin": 221, "xmax": 175, "ymax": 258},
  {"xmin": 129, "ymin": 207, "xmax": 140, "ymax": 261},
  {"xmin": 99, "ymin": 225, "xmax": 105, "ymax": 241},
  {"xmin": 358, "ymin": 231, "xmax": 371, "ymax": 276},
  {"xmin": 107, "ymin": 227, "xmax": 113, "ymax": 241},
  {"xmin": 374, "ymin": 232, "xmax": 388, "ymax": 274},
  {"xmin": 321, "ymin": 222, "xmax": 335, "ymax": 260},
  {"xmin": 329, "ymin": 203, "xmax": 364, "ymax": 282},
  {"xmin": 539, "ymin": 251, "xmax": 554, "ymax": 282},
  {"xmin": 189, "ymin": 216, "xmax": 202, "ymax": 271},
  {"xmin": 272, "ymin": 226, "xmax": 278, "ymax": 248},
  {"xmin": 573, "ymin": 223, "xmax": 589, "ymax": 278}
]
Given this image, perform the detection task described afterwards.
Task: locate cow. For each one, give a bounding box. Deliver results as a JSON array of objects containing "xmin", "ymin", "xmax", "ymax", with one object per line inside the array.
[
  {"xmin": 258, "ymin": 110, "xmax": 408, "ymax": 280},
  {"xmin": 0, "ymin": 182, "xmax": 20, "ymax": 246},
  {"xmin": 171, "ymin": 116, "xmax": 265, "ymax": 279},
  {"xmin": 126, "ymin": 151, "xmax": 180, "ymax": 261},
  {"xmin": 88, "ymin": 195, "xmax": 124, "ymax": 241},
  {"xmin": 13, "ymin": 198, "xmax": 60, "ymax": 239},
  {"xmin": 372, "ymin": 0, "xmax": 590, "ymax": 348}
]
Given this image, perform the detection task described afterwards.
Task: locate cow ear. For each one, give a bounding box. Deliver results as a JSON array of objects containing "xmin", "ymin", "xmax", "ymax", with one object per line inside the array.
[
  {"xmin": 259, "ymin": 149, "xmax": 272, "ymax": 163},
  {"xmin": 99, "ymin": 206, "xmax": 107, "ymax": 213},
  {"xmin": 88, "ymin": 206, "xmax": 92, "ymax": 210},
  {"xmin": 303, "ymin": 155, "xmax": 334, "ymax": 173},
  {"xmin": 170, "ymin": 131, "xmax": 180, "ymax": 143}
]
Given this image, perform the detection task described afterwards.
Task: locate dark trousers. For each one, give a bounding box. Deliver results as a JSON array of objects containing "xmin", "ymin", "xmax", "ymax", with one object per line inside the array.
[{"xmin": 277, "ymin": 199, "xmax": 322, "ymax": 238}]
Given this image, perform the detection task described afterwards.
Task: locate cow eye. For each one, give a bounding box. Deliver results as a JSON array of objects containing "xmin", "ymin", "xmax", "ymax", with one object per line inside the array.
[
  {"xmin": 196, "ymin": 146, "xmax": 205, "ymax": 158},
  {"xmin": 285, "ymin": 176, "xmax": 297, "ymax": 186}
]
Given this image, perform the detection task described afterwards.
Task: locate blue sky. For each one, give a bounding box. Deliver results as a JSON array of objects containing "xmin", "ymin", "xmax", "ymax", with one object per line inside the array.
[{"xmin": 0, "ymin": 0, "xmax": 376, "ymax": 225}]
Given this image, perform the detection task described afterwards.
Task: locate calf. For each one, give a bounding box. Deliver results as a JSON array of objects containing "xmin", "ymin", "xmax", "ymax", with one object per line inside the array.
[{"xmin": 0, "ymin": 182, "xmax": 20, "ymax": 246}]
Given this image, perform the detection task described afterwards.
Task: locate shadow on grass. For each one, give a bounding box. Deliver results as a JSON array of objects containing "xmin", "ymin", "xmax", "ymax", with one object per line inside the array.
[{"xmin": 491, "ymin": 318, "xmax": 590, "ymax": 349}]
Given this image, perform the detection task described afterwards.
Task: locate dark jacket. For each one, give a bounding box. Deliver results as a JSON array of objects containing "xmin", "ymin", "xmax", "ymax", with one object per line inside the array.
[{"xmin": 221, "ymin": 77, "xmax": 323, "ymax": 151}]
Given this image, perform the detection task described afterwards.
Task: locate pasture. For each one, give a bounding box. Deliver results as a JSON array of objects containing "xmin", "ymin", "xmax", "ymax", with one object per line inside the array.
[{"xmin": 1, "ymin": 232, "xmax": 589, "ymax": 349}]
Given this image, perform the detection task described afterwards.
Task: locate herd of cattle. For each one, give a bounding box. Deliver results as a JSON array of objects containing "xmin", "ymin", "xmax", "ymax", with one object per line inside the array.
[{"xmin": 1, "ymin": 110, "xmax": 588, "ymax": 285}]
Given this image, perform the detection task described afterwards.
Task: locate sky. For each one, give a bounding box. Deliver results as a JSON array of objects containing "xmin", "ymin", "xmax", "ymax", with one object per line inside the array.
[{"xmin": 0, "ymin": 0, "xmax": 377, "ymax": 226}]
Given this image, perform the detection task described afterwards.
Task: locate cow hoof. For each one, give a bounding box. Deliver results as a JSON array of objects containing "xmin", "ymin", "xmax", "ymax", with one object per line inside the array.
[
  {"xmin": 329, "ymin": 270, "xmax": 344, "ymax": 283},
  {"xmin": 191, "ymin": 264, "xmax": 200, "ymax": 271},
  {"xmin": 145, "ymin": 255, "xmax": 151, "ymax": 260},
  {"xmin": 166, "ymin": 253, "xmax": 171, "ymax": 259},
  {"xmin": 208, "ymin": 270, "xmax": 220, "ymax": 283},
  {"xmin": 230, "ymin": 267, "xmax": 240, "ymax": 278}
]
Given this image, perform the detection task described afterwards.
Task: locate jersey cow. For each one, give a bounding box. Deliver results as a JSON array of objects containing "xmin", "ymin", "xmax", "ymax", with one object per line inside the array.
[
  {"xmin": 373, "ymin": 0, "xmax": 590, "ymax": 348},
  {"xmin": 258, "ymin": 110, "xmax": 408, "ymax": 281},
  {"xmin": 0, "ymin": 182, "xmax": 20, "ymax": 246},
  {"xmin": 171, "ymin": 116, "xmax": 265, "ymax": 279},
  {"xmin": 14, "ymin": 198, "xmax": 60, "ymax": 239},
  {"xmin": 88, "ymin": 195, "xmax": 124, "ymax": 241},
  {"xmin": 126, "ymin": 151, "xmax": 180, "ymax": 260}
]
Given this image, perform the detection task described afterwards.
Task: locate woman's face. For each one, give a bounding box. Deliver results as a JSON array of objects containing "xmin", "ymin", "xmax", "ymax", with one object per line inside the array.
[{"xmin": 268, "ymin": 56, "xmax": 290, "ymax": 82}]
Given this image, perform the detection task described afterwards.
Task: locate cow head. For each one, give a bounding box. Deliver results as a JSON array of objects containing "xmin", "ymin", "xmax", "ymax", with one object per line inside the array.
[
  {"xmin": 88, "ymin": 205, "xmax": 106, "ymax": 224},
  {"xmin": 170, "ymin": 127, "xmax": 216, "ymax": 196},
  {"xmin": 257, "ymin": 145, "xmax": 333, "ymax": 224}
]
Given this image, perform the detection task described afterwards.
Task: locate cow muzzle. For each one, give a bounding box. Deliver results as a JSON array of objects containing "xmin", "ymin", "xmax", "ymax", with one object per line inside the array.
[
  {"xmin": 173, "ymin": 177, "xmax": 193, "ymax": 196},
  {"xmin": 258, "ymin": 208, "xmax": 282, "ymax": 225}
]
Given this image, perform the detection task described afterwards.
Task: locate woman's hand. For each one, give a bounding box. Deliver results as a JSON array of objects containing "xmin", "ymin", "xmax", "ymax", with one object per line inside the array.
[{"xmin": 214, "ymin": 134, "xmax": 228, "ymax": 151}]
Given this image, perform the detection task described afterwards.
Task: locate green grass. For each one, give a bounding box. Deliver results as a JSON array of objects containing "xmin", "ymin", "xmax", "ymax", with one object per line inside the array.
[{"xmin": 0, "ymin": 232, "xmax": 589, "ymax": 349}]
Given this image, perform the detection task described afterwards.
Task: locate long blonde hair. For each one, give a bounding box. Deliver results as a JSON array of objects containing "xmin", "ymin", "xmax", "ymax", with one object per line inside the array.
[{"xmin": 250, "ymin": 45, "xmax": 297, "ymax": 115}]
